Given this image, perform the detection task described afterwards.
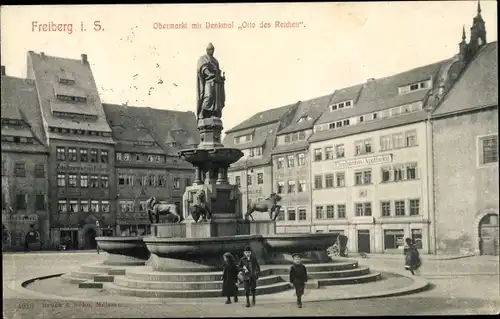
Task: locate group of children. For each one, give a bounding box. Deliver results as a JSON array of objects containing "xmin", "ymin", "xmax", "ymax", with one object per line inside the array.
[{"xmin": 221, "ymin": 246, "xmax": 308, "ymax": 308}]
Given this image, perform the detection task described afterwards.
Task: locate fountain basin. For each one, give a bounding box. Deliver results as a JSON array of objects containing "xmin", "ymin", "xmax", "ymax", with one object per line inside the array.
[
  {"xmin": 264, "ymin": 233, "xmax": 339, "ymax": 253},
  {"xmin": 96, "ymin": 236, "xmax": 150, "ymax": 266},
  {"xmin": 178, "ymin": 147, "xmax": 243, "ymax": 167}
]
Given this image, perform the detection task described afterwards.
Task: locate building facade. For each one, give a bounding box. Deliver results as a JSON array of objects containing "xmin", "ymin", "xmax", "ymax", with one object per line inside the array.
[
  {"xmin": 1, "ymin": 71, "xmax": 50, "ymax": 250},
  {"xmin": 225, "ymin": 103, "xmax": 299, "ymax": 218},
  {"xmin": 432, "ymin": 35, "xmax": 498, "ymax": 256},
  {"xmin": 271, "ymin": 96, "xmax": 331, "ymax": 233}
]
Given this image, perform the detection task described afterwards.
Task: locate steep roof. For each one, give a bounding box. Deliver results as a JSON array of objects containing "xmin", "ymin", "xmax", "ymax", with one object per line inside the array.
[
  {"xmin": 28, "ymin": 51, "xmax": 114, "ymax": 144},
  {"xmin": 1, "ymin": 75, "xmax": 47, "ymax": 151},
  {"xmin": 432, "ymin": 42, "xmax": 498, "ymax": 117},
  {"xmin": 315, "ymin": 59, "xmax": 449, "ymax": 126},
  {"xmin": 277, "ymin": 94, "xmax": 333, "ymax": 135},
  {"xmin": 225, "ymin": 102, "xmax": 298, "ymax": 133},
  {"xmin": 227, "ymin": 122, "xmax": 281, "ymax": 171}
]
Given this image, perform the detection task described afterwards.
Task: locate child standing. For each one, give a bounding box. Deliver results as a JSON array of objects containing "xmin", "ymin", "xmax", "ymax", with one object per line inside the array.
[
  {"xmin": 289, "ymin": 253, "xmax": 308, "ymax": 308},
  {"xmin": 221, "ymin": 252, "xmax": 239, "ymax": 304},
  {"xmin": 404, "ymin": 237, "xmax": 421, "ymax": 275}
]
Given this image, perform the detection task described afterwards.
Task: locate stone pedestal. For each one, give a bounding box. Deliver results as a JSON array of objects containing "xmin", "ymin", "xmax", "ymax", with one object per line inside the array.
[
  {"xmin": 185, "ymin": 220, "xmax": 251, "ymax": 238},
  {"xmin": 197, "ymin": 118, "xmax": 223, "ymax": 149},
  {"xmin": 152, "ymin": 224, "xmax": 186, "ymax": 238},
  {"xmin": 250, "ymin": 221, "xmax": 276, "ymax": 236}
]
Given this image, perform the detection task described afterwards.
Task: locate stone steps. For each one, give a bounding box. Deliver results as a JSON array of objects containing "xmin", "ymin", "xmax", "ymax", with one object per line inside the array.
[
  {"xmin": 113, "ymin": 274, "xmax": 284, "ymax": 290},
  {"xmin": 79, "ymin": 265, "xmax": 114, "ymax": 274},
  {"xmin": 106, "ymin": 281, "xmax": 292, "ymax": 298},
  {"xmin": 68, "ymin": 271, "xmax": 103, "ymax": 280},
  {"xmin": 318, "ymin": 272, "xmax": 381, "ymax": 286},
  {"xmin": 276, "ymin": 266, "xmax": 370, "ymax": 279},
  {"xmin": 60, "ymin": 273, "xmax": 89, "ymax": 284},
  {"xmin": 124, "ymin": 268, "xmax": 274, "ymax": 282},
  {"xmin": 79, "ymin": 281, "xmax": 104, "ymax": 289}
]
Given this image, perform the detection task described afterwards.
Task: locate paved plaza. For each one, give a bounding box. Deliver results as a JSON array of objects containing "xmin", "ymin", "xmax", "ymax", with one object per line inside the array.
[{"xmin": 2, "ymin": 252, "xmax": 499, "ymax": 318}]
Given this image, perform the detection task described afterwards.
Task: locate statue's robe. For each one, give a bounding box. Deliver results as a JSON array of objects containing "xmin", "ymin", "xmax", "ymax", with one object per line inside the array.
[{"xmin": 196, "ymin": 54, "xmax": 225, "ymax": 119}]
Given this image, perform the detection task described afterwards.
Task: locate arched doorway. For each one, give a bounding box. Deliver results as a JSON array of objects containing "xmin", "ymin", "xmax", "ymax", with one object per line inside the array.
[
  {"xmin": 84, "ymin": 228, "xmax": 97, "ymax": 249},
  {"xmin": 479, "ymin": 214, "xmax": 499, "ymax": 256}
]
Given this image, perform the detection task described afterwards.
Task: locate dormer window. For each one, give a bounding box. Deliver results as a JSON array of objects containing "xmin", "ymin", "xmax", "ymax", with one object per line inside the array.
[
  {"xmin": 297, "ymin": 115, "xmax": 312, "ymax": 123},
  {"xmin": 58, "ymin": 69, "xmax": 75, "ymax": 85},
  {"xmin": 398, "ymin": 79, "xmax": 432, "ymax": 95},
  {"xmin": 330, "ymin": 100, "xmax": 353, "ymax": 111},
  {"xmin": 359, "ymin": 116, "xmax": 364, "ymax": 123}
]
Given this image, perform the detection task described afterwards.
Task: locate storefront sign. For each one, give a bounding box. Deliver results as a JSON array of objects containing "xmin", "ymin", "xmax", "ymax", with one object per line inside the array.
[
  {"xmin": 3, "ymin": 214, "xmax": 39, "ymax": 223},
  {"xmin": 57, "ymin": 163, "xmax": 109, "ymax": 173},
  {"xmin": 332, "ymin": 154, "xmax": 393, "ymax": 170}
]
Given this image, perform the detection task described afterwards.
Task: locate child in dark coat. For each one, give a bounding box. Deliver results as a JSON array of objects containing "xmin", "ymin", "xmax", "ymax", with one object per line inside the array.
[
  {"xmin": 221, "ymin": 252, "xmax": 239, "ymax": 304},
  {"xmin": 404, "ymin": 237, "xmax": 421, "ymax": 275},
  {"xmin": 289, "ymin": 253, "xmax": 308, "ymax": 308}
]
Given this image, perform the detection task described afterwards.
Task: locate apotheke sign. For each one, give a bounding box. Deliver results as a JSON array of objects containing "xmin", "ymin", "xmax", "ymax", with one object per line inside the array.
[{"xmin": 332, "ymin": 154, "xmax": 393, "ymax": 170}]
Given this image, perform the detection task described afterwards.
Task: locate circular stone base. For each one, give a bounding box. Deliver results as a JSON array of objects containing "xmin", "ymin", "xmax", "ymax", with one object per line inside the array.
[{"xmin": 103, "ymin": 254, "xmax": 148, "ymax": 266}]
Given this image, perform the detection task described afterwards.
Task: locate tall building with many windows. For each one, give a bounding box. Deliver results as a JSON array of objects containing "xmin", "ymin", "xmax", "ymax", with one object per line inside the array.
[
  {"xmin": 224, "ymin": 103, "xmax": 299, "ymax": 218},
  {"xmin": 271, "ymin": 95, "xmax": 332, "ymax": 232}
]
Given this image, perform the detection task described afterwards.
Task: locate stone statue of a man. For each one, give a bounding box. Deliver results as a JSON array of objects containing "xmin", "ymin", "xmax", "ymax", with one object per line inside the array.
[{"xmin": 196, "ymin": 43, "xmax": 226, "ymax": 120}]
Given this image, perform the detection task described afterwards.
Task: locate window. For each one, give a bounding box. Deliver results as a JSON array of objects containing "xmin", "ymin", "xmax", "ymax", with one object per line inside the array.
[
  {"xmin": 56, "ymin": 147, "xmax": 66, "ymax": 161},
  {"xmin": 135, "ymin": 154, "xmax": 141, "ymax": 161},
  {"xmin": 185, "ymin": 177, "xmax": 192, "ymax": 187},
  {"xmin": 119, "ymin": 201, "xmax": 128, "ymax": 213},
  {"xmin": 249, "ymin": 148, "xmax": 254, "ymax": 158},
  {"xmin": 140, "ymin": 176, "xmax": 147, "ymax": 186},
  {"xmin": 252, "ymin": 172, "xmax": 262, "ymax": 185},
  {"xmin": 90, "ymin": 175, "xmax": 99, "ymax": 188},
  {"xmin": 315, "ymin": 206, "xmax": 324, "ymax": 219},
  {"xmin": 277, "ymin": 182, "xmax": 284, "ymax": 194},
  {"xmin": 276, "ymin": 208, "xmax": 285, "ymax": 221},
  {"xmin": 139, "ymin": 201, "xmax": 148, "ymax": 212},
  {"xmin": 355, "ymin": 202, "xmax": 372, "ymax": 216},
  {"xmin": 68, "ymin": 174, "xmax": 77, "ymax": 187},
  {"xmin": 395, "ymin": 200, "xmax": 405, "ymax": 216},
  {"xmin": 381, "ymin": 167, "xmax": 391, "ymax": 182},
  {"xmin": 101, "ymin": 150, "xmax": 109, "ymax": 163},
  {"xmin": 287, "ymin": 155, "xmax": 295, "ymax": 168},
  {"xmin": 287, "ymin": 208, "xmax": 296, "ymax": 221},
  {"xmin": 34, "ymin": 164, "xmax": 45, "ymax": 178},
  {"xmin": 101, "ymin": 200, "xmax": 110, "ymax": 212},
  {"xmin": 80, "ymin": 174, "xmax": 88, "ymax": 188},
  {"xmin": 90, "ymin": 149, "xmax": 98, "ymax": 162},
  {"xmin": 325, "ymin": 174, "xmax": 334, "ymax": 188},
  {"xmin": 337, "ymin": 204, "xmax": 346, "ymax": 218},
  {"xmin": 354, "ymin": 141, "xmax": 363, "ymax": 156},
  {"xmin": 158, "ymin": 175, "xmax": 166, "ymax": 187},
  {"xmin": 69, "ymin": 200, "xmax": 79, "ymax": 213},
  {"xmin": 411, "ymin": 229, "xmax": 423, "ymax": 249},
  {"xmin": 68, "ymin": 148, "xmax": 77, "ymax": 161},
  {"xmin": 314, "ymin": 175, "xmax": 323, "ymax": 189},
  {"xmin": 15, "ymin": 194, "xmax": 26, "ymax": 210},
  {"xmin": 58, "ymin": 200, "xmax": 67, "ymax": 213},
  {"xmin": 35, "ymin": 195, "xmax": 45, "ymax": 210},
  {"xmin": 298, "ymin": 209, "xmax": 307, "ymax": 221},
  {"xmin": 234, "ymin": 136, "xmax": 241, "ymax": 144},
  {"xmin": 287, "ymin": 180, "xmax": 296, "ymax": 193},
  {"xmin": 173, "ymin": 177, "xmax": 181, "ymax": 189},
  {"xmin": 57, "ymin": 174, "xmax": 66, "ymax": 187},
  {"xmin": 405, "ymin": 130, "xmax": 417, "ymax": 147},
  {"xmin": 235, "ymin": 176, "xmax": 241, "ymax": 187},
  {"xmin": 247, "ymin": 174, "xmax": 252, "ymax": 186},
  {"xmin": 255, "ymin": 147, "xmax": 262, "ymax": 156},
  {"xmin": 14, "ymin": 162, "xmax": 25, "ymax": 177},
  {"xmin": 277, "ymin": 157, "xmax": 285, "ymax": 169},
  {"xmin": 392, "ymin": 133, "xmax": 405, "ymax": 149},
  {"xmin": 409, "ymin": 199, "xmax": 420, "ymax": 216},
  {"xmin": 326, "ymin": 205, "xmax": 335, "ymax": 218},
  {"xmin": 359, "ymin": 116, "xmax": 364, "ymax": 123},
  {"xmin": 354, "ymin": 170, "xmax": 371, "ymax": 185},
  {"xmin": 245, "ymin": 134, "xmax": 252, "ymax": 142},
  {"xmin": 372, "ymin": 113, "xmax": 378, "ymax": 120},
  {"xmin": 364, "ymin": 139, "xmax": 372, "ymax": 153},
  {"xmin": 298, "ymin": 131, "xmax": 306, "ymax": 140},
  {"xmin": 381, "ymin": 201, "xmax": 391, "ymax": 216},
  {"xmin": 284, "ymin": 135, "xmax": 291, "ymax": 143},
  {"xmin": 481, "ymin": 135, "xmax": 498, "ymax": 164},
  {"xmin": 355, "ymin": 139, "xmax": 372, "ymax": 155},
  {"xmin": 325, "ymin": 147, "xmax": 333, "ymax": 160},
  {"xmin": 394, "ymin": 166, "xmax": 404, "ymax": 181},
  {"xmin": 148, "ymin": 175, "xmax": 157, "ymax": 186},
  {"xmin": 298, "ymin": 180, "xmax": 306, "ymax": 192},
  {"xmin": 116, "ymin": 152, "xmax": 122, "ymax": 161},
  {"xmin": 335, "ymin": 144, "xmax": 345, "ymax": 158},
  {"xmin": 336, "ymin": 172, "xmax": 346, "ymax": 187},
  {"xmin": 406, "ymin": 164, "xmax": 417, "ymax": 180},
  {"xmin": 81, "ymin": 200, "xmax": 89, "ymax": 213},
  {"xmin": 392, "ymin": 106, "xmax": 401, "ymax": 116},
  {"xmin": 76, "ymin": 149, "xmax": 87, "ymax": 162},
  {"xmin": 295, "ymin": 153, "xmax": 305, "ymax": 166},
  {"xmin": 343, "ymin": 119, "xmax": 350, "ymax": 126},
  {"xmin": 101, "ymin": 175, "xmax": 109, "ymax": 188},
  {"xmin": 384, "ymin": 229, "xmax": 405, "ymax": 249},
  {"xmin": 314, "ymin": 149, "xmax": 323, "ymax": 161},
  {"xmin": 91, "ymin": 200, "xmax": 99, "ymax": 213}
]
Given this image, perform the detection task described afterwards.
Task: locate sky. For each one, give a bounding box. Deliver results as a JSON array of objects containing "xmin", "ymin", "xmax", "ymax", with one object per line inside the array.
[{"xmin": 1, "ymin": 1, "xmax": 497, "ymax": 132}]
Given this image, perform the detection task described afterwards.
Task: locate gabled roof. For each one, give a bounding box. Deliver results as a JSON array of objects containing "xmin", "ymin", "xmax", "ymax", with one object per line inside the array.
[
  {"xmin": 225, "ymin": 102, "xmax": 299, "ymax": 133},
  {"xmin": 432, "ymin": 42, "xmax": 498, "ymax": 117},
  {"xmin": 309, "ymin": 111, "xmax": 428, "ymax": 143},
  {"xmin": 330, "ymin": 84, "xmax": 364, "ymax": 105},
  {"xmin": 28, "ymin": 51, "xmax": 113, "ymax": 143},
  {"xmin": 277, "ymin": 94, "xmax": 333, "ymax": 135},
  {"xmin": 271, "ymin": 140, "xmax": 310, "ymax": 155},
  {"xmin": 1, "ymin": 75, "xmax": 47, "ymax": 149},
  {"xmin": 315, "ymin": 60, "xmax": 449, "ymax": 126}
]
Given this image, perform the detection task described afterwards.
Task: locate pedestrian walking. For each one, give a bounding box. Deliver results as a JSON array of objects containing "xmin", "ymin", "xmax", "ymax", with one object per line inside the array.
[
  {"xmin": 238, "ymin": 246, "xmax": 260, "ymax": 307},
  {"xmin": 404, "ymin": 237, "xmax": 421, "ymax": 275},
  {"xmin": 289, "ymin": 253, "xmax": 308, "ymax": 308},
  {"xmin": 221, "ymin": 252, "xmax": 239, "ymax": 304}
]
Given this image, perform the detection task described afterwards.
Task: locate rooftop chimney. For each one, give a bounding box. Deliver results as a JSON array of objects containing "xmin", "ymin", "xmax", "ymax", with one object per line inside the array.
[
  {"xmin": 81, "ymin": 54, "xmax": 88, "ymax": 64},
  {"xmin": 1, "ymin": 65, "xmax": 5, "ymax": 76},
  {"xmin": 367, "ymin": 78, "xmax": 375, "ymax": 82}
]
